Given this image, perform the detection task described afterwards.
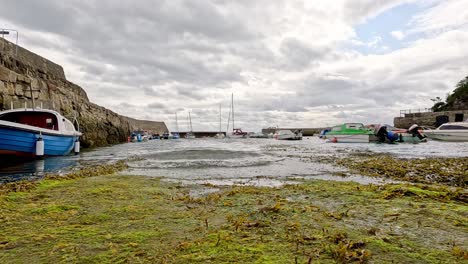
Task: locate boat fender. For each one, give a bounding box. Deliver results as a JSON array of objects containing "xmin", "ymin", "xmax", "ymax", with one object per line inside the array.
[
  {"xmin": 74, "ymin": 139, "xmax": 80, "ymax": 154},
  {"xmin": 36, "ymin": 136, "xmax": 45, "ymax": 157}
]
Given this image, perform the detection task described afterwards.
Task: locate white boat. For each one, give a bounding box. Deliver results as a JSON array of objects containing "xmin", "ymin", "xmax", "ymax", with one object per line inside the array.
[
  {"xmin": 185, "ymin": 112, "xmax": 196, "ymax": 139},
  {"xmin": 214, "ymin": 104, "xmax": 225, "ymax": 139},
  {"xmin": 214, "ymin": 133, "xmax": 225, "ymax": 139},
  {"xmin": 424, "ymin": 122, "xmax": 468, "ymax": 141},
  {"xmin": 274, "ymin": 130, "xmax": 302, "ymax": 140}
]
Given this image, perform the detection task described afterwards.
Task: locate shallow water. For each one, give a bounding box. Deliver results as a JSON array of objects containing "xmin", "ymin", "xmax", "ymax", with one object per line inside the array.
[{"xmin": 1, "ymin": 137, "xmax": 467, "ymax": 185}]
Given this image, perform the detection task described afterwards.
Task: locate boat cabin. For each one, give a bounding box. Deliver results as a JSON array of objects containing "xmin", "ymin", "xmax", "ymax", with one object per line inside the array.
[
  {"xmin": 437, "ymin": 123, "xmax": 468, "ymax": 130},
  {"xmin": 0, "ymin": 109, "xmax": 77, "ymax": 133},
  {"xmin": 331, "ymin": 123, "xmax": 366, "ymax": 132}
]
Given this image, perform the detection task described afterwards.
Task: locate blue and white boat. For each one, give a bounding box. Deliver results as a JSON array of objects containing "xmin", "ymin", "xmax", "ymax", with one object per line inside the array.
[{"xmin": 0, "ymin": 108, "xmax": 82, "ymax": 157}]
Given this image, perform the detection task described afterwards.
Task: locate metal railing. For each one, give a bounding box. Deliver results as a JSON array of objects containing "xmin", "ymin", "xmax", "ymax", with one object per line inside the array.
[{"xmin": 399, "ymin": 108, "xmax": 433, "ymax": 117}]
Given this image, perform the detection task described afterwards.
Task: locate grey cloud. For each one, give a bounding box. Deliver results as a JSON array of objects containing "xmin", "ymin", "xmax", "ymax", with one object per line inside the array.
[
  {"xmin": 279, "ymin": 38, "xmax": 329, "ymax": 70},
  {"xmin": 147, "ymin": 102, "xmax": 166, "ymax": 109}
]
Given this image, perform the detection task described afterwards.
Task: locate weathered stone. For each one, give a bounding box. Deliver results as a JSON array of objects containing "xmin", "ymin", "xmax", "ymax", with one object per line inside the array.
[
  {"xmin": 394, "ymin": 110, "xmax": 468, "ymax": 128},
  {"xmin": 14, "ymin": 83, "xmax": 25, "ymax": 96},
  {"xmin": 0, "ymin": 38, "xmax": 167, "ymax": 148},
  {"xmin": 0, "ymin": 66, "xmax": 10, "ymax": 82}
]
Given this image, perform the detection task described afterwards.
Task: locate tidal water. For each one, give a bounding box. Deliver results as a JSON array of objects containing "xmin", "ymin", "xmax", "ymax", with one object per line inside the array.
[{"xmin": 1, "ymin": 137, "xmax": 468, "ymax": 186}]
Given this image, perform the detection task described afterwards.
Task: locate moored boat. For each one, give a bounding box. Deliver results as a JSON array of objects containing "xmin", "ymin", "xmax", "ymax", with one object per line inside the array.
[
  {"xmin": 326, "ymin": 123, "xmax": 373, "ymax": 143},
  {"xmin": 229, "ymin": 128, "xmax": 248, "ymax": 138},
  {"xmin": 0, "ymin": 108, "xmax": 81, "ymax": 157},
  {"xmin": 274, "ymin": 129, "xmax": 302, "ymax": 140},
  {"xmin": 227, "ymin": 93, "xmax": 248, "ymax": 138},
  {"xmin": 367, "ymin": 124, "xmax": 427, "ymax": 144},
  {"xmin": 424, "ymin": 122, "xmax": 468, "ymax": 141}
]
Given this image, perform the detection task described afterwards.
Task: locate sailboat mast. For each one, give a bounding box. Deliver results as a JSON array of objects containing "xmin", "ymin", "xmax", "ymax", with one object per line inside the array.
[
  {"xmin": 175, "ymin": 112, "xmax": 179, "ymax": 132},
  {"xmin": 219, "ymin": 104, "xmax": 222, "ymax": 133},
  {"xmin": 189, "ymin": 112, "xmax": 193, "ymax": 132},
  {"xmin": 232, "ymin": 93, "xmax": 234, "ymax": 130},
  {"xmin": 226, "ymin": 101, "xmax": 231, "ymax": 133}
]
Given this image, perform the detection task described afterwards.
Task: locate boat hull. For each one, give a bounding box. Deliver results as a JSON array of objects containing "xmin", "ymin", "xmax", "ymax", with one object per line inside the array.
[
  {"xmin": 228, "ymin": 134, "xmax": 247, "ymax": 139},
  {"xmin": 425, "ymin": 131, "xmax": 468, "ymax": 142},
  {"xmin": 0, "ymin": 127, "xmax": 78, "ymax": 156},
  {"xmin": 327, "ymin": 134, "xmax": 370, "ymax": 143}
]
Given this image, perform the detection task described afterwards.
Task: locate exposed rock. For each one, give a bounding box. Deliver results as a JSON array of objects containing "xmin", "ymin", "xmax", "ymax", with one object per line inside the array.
[{"xmin": 0, "ymin": 38, "xmax": 167, "ymax": 148}]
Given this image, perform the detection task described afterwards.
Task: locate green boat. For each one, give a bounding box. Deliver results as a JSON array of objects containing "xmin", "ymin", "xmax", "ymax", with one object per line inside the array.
[{"xmin": 325, "ymin": 123, "xmax": 374, "ymax": 143}]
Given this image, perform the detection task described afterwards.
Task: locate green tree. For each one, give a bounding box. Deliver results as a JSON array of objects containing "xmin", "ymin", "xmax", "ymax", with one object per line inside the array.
[{"xmin": 431, "ymin": 75, "xmax": 468, "ymax": 111}]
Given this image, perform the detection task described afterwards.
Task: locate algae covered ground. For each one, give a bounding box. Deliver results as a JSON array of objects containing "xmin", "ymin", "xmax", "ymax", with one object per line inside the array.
[{"xmin": 1, "ymin": 171, "xmax": 467, "ymax": 263}]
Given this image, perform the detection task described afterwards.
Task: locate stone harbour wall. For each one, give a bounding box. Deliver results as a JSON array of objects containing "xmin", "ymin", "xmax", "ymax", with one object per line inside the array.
[
  {"xmin": 394, "ymin": 110, "xmax": 468, "ymax": 128},
  {"xmin": 0, "ymin": 38, "xmax": 167, "ymax": 147}
]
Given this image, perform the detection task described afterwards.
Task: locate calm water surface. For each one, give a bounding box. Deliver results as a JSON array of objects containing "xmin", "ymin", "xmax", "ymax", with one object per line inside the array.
[{"xmin": 1, "ymin": 137, "xmax": 467, "ymax": 186}]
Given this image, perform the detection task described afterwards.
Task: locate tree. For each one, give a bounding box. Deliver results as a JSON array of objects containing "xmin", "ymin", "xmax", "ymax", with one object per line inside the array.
[{"xmin": 431, "ymin": 75, "xmax": 468, "ymax": 111}]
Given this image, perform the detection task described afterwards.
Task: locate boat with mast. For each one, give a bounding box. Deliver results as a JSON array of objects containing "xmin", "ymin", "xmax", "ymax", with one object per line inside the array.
[
  {"xmin": 228, "ymin": 93, "xmax": 247, "ymax": 138},
  {"xmin": 172, "ymin": 112, "xmax": 180, "ymax": 139},
  {"xmin": 214, "ymin": 103, "xmax": 225, "ymax": 139},
  {"xmin": 185, "ymin": 112, "xmax": 196, "ymax": 139}
]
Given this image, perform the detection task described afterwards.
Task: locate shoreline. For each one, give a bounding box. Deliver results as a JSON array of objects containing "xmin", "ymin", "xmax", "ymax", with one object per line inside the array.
[{"xmin": 0, "ymin": 158, "xmax": 467, "ymax": 263}]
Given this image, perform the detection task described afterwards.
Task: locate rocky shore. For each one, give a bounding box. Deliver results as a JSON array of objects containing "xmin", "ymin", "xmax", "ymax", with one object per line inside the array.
[
  {"xmin": 0, "ymin": 38, "xmax": 166, "ymax": 147},
  {"xmin": 0, "ymin": 154, "xmax": 466, "ymax": 263}
]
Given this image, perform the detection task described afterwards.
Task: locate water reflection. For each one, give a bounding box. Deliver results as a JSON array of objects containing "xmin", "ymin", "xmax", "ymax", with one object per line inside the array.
[{"xmin": 0, "ymin": 157, "xmax": 79, "ymax": 183}]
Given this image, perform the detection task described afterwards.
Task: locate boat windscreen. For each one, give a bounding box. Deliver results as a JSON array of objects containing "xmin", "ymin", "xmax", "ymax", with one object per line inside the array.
[
  {"xmin": 0, "ymin": 111, "xmax": 58, "ymax": 130},
  {"xmin": 439, "ymin": 125, "xmax": 468, "ymax": 130}
]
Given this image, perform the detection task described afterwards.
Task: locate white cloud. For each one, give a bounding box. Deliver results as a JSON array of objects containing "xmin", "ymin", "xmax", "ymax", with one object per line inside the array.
[
  {"xmin": 390, "ymin": 30, "xmax": 406, "ymax": 40},
  {"xmin": 0, "ymin": 0, "xmax": 466, "ymax": 131}
]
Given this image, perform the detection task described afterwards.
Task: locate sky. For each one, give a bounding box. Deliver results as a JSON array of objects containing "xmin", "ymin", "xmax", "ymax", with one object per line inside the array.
[{"xmin": 1, "ymin": 0, "xmax": 468, "ymax": 132}]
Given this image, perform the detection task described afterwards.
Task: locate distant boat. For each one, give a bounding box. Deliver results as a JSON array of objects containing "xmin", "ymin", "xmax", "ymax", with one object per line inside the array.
[
  {"xmin": 0, "ymin": 108, "xmax": 81, "ymax": 157},
  {"xmin": 227, "ymin": 93, "xmax": 247, "ymax": 138},
  {"xmin": 274, "ymin": 129, "xmax": 303, "ymax": 140},
  {"xmin": 185, "ymin": 112, "xmax": 196, "ymax": 139},
  {"xmin": 214, "ymin": 103, "xmax": 225, "ymax": 139},
  {"xmin": 424, "ymin": 122, "xmax": 468, "ymax": 141},
  {"xmin": 326, "ymin": 123, "xmax": 373, "ymax": 143},
  {"xmin": 248, "ymin": 132, "xmax": 268, "ymax": 138},
  {"xmin": 172, "ymin": 112, "xmax": 180, "ymax": 139},
  {"xmin": 131, "ymin": 130, "xmax": 150, "ymax": 142}
]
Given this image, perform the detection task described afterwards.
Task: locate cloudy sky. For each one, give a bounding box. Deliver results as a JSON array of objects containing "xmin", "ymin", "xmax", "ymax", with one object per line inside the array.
[{"xmin": 1, "ymin": 0, "xmax": 467, "ymax": 132}]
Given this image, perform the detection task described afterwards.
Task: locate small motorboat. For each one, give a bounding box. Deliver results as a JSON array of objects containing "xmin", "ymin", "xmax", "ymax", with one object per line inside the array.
[
  {"xmin": 229, "ymin": 128, "xmax": 248, "ymax": 138},
  {"xmin": 248, "ymin": 132, "xmax": 268, "ymax": 138},
  {"xmin": 326, "ymin": 123, "xmax": 373, "ymax": 143},
  {"xmin": 424, "ymin": 122, "xmax": 468, "ymax": 141},
  {"xmin": 214, "ymin": 133, "xmax": 225, "ymax": 139},
  {"xmin": 274, "ymin": 129, "xmax": 303, "ymax": 140},
  {"xmin": 367, "ymin": 124, "xmax": 427, "ymax": 144},
  {"xmin": 0, "ymin": 108, "xmax": 82, "ymax": 157},
  {"xmin": 185, "ymin": 131, "xmax": 196, "ymax": 139}
]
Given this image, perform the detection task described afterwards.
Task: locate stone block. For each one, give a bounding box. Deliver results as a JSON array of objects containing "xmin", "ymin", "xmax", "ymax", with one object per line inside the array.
[
  {"xmin": 17, "ymin": 74, "xmax": 31, "ymax": 84},
  {"xmin": 9, "ymin": 71, "xmax": 17, "ymax": 83},
  {"xmin": 0, "ymin": 66, "xmax": 10, "ymax": 82},
  {"xmin": 15, "ymin": 83, "xmax": 25, "ymax": 96},
  {"xmin": 31, "ymin": 78, "xmax": 40, "ymax": 90}
]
